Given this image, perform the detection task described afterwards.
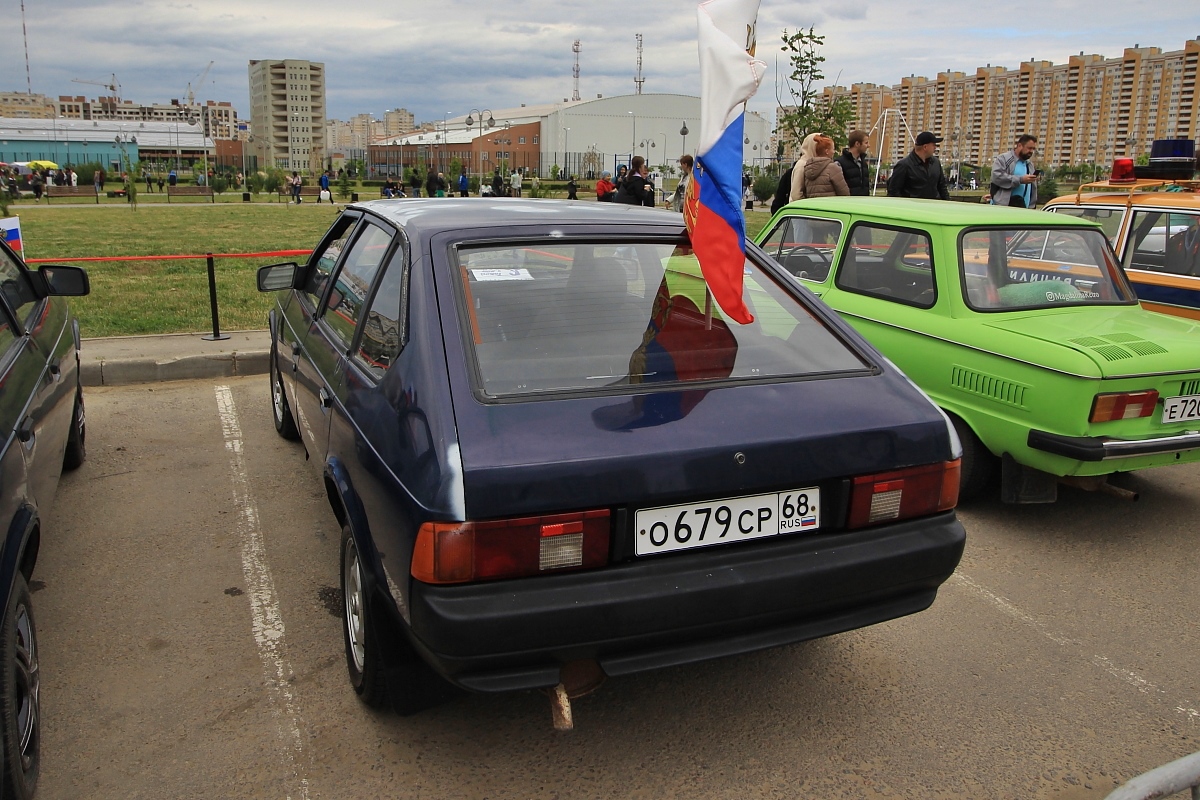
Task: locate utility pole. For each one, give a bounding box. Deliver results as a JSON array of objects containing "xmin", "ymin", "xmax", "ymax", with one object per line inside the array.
[
  {"xmin": 572, "ymin": 41, "xmax": 581, "ymax": 102},
  {"xmin": 634, "ymin": 33, "xmax": 645, "ymax": 95}
]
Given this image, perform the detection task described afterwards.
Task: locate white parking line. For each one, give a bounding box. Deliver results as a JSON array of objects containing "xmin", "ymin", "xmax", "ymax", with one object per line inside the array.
[
  {"xmin": 950, "ymin": 572, "xmax": 1198, "ymax": 724},
  {"xmin": 215, "ymin": 385, "xmax": 311, "ymax": 799}
]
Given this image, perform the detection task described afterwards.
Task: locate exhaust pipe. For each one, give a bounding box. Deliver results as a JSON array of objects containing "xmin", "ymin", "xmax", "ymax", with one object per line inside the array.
[
  {"xmin": 1059, "ymin": 475, "xmax": 1139, "ymax": 501},
  {"xmin": 545, "ymin": 660, "xmax": 607, "ymax": 731}
]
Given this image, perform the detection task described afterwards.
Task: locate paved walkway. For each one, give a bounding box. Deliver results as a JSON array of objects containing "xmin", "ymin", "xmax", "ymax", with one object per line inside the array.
[{"xmin": 81, "ymin": 329, "xmax": 271, "ymax": 386}]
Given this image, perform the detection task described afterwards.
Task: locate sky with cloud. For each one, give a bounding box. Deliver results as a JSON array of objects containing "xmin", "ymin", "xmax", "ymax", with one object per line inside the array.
[{"xmin": 4, "ymin": 0, "xmax": 1198, "ymax": 125}]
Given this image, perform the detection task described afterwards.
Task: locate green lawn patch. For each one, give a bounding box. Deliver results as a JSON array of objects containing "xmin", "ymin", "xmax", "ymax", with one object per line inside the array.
[{"xmin": 9, "ymin": 203, "xmax": 781, "ymax": 338}]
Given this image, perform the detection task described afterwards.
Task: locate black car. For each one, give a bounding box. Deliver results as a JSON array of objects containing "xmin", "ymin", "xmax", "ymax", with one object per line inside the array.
[
  {"xmin": 258, "ymin": 198, "xmax": 965, "ymax": 723},
  {"xmin": 0, "ymin": 238, "xmax": 88, "ymax": 796}
]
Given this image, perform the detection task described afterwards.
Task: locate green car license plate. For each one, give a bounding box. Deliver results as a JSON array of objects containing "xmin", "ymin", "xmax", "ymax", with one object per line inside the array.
[
  {"xmin": 1162, "ymin": 394, "xmax": 1200, "ymax": 424},
  {"xmin": 635, "ymin": 488, "xmax": 820, "ymax": 556}
]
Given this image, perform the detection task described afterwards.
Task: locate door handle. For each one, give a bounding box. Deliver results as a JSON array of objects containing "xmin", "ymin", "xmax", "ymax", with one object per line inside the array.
[
  {"xmin": 319, "ymin": 387, "xmax": 332, "ymax": 410},
  {"xmin": 48, "ymin": 360, "xmax": 62, "ymax": 381},
  {"xmin": 17, "ymin": 416, "xmax": 33, "ymax": 445}
]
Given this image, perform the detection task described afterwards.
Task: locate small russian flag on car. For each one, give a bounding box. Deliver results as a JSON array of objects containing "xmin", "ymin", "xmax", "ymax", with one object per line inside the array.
[
  {"xmin": 684, "ymin": 0, "xmax": 766, "ymax": 326},
  {"xmin": 0, "ymin": 217, "xmax": 21, "ymax": 254}
]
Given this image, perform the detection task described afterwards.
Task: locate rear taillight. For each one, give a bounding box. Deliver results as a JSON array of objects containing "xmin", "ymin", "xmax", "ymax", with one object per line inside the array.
[
  {"xmin": 411, "ymin": 510, "xmax": 611, "ymax": 584},
  {"xmin": 1089, "ymin": 390, "xmax": 1159, "ymax": 423},
  {"xmin": 847, "ymin": 460, "xmax": 960, "ymax": 530}
]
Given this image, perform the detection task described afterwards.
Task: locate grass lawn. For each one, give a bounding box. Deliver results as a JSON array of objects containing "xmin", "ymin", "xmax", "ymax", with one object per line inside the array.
[{"xmin": 7, "ymin": 202, "xmax": 781, "ymax": 338}]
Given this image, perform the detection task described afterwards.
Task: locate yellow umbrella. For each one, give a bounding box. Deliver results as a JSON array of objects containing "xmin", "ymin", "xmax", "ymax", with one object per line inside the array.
[{"xmin": 26, "ymin": 160, "xmax": 58, "ymax": 170}]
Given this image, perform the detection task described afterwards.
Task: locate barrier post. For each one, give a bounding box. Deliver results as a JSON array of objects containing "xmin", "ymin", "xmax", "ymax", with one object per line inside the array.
[{"xmin": 201, "ymin": 253, "xmax": 230, "ymax": 341}]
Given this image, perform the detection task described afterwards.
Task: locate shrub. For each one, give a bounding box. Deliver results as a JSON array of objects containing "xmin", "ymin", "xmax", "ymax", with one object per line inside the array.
[
  {"xmin": 338, "ymin": 171, "xmax": 352, "ymax": 199},
  {"xmin": 753, "ymin": 174, "xmax": 777, "ymax": 203}
]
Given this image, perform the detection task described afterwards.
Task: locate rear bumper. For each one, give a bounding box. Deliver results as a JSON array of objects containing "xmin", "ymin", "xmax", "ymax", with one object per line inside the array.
[
  {"xmin": 1027, "ymin": 428, "xmax": 1200, "ymax": 461},
  {"xmin": 402, "ymin": 512, "xmax": 965, "ymax": 692}
]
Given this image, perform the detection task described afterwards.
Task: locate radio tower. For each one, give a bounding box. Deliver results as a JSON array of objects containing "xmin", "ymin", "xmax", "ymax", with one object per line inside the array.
[
  {"xmin": 634, "ymin": 33, "xmax": 645, "ymax": 94},
  {"xmin": 572, "ymin": 40, "xmax": 581, "ymax": 102}
]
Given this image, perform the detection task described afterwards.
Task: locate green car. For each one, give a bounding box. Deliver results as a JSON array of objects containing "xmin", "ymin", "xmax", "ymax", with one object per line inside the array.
[{"xmin": 755, "ymin": 197, "xmax": 1200, "ymax": 503}]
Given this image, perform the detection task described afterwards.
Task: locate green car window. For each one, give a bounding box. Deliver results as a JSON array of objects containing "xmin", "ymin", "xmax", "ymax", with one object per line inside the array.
[
  {"xmin": 959, "ymin": 227, "xmax": 1137, "ymax": 311},
  {"xmin": 759, "ymin": 217, "xmax": 842, "ymax": 282},
  {"xmin": 834, "ymin": 223, "xmax": 936, "ymax": 308},
  {"xmin": 1125, "ymin": 211, "xmax": 1200, "ymax": 277}
]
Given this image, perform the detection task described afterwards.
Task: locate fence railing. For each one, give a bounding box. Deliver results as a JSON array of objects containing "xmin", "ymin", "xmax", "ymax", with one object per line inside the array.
[{"xmin": 26, "ymin": 249, "xmax": 312, "ymax": 340}]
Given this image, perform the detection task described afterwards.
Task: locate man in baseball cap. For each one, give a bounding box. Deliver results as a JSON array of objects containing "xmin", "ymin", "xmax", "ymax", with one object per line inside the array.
[{"xmin": 887, "ymin": 131, "xmax": 949, "ymax": 200}]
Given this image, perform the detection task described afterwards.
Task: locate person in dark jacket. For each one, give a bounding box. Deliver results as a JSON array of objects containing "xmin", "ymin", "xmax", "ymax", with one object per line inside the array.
[
  {"xmin": 617, "ymin": 156, "xmax": 654, "ymax": 205},
  {"xmin": 835, "ymin": 129, "xmax": 872, "ymax": 196},
  {"xmin": 566, "ymin": 175, "xmax": 578, "ymax": 200},
  {"xmin": 770, "ymin": 165, "xmax": 793, "ymax": 214},
  {"xmin": 887, "ymin": 131, "xmax": 949, "ymax": 200}
]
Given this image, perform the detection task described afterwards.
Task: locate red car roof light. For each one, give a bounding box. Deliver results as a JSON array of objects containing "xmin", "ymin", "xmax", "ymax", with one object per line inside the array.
[
  {"xmin": 847, "ymin": 461, "xmax": 960, "ymax": 530},
  {"xmin": 412, "ymin": 510, "xmax": 610, "ymax": 584},
  {"xmin": 1110, "ymin": 158, "xmax": 1137, "ymax": 184},
  {"xmin": 1090, "ymin": 390, "xmax": 1159, "ymax": 423}
]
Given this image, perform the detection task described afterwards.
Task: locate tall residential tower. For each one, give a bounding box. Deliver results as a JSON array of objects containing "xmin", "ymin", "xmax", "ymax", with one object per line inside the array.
[{"xmin": 248, "ymin": 59, "xmax": 326, "ymax": 173}]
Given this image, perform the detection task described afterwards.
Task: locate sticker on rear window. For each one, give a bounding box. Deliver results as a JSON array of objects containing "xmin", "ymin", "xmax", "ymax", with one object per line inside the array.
[{"xmin": 471, "ymin": 268, "xmax": 533, "ymax": 281}]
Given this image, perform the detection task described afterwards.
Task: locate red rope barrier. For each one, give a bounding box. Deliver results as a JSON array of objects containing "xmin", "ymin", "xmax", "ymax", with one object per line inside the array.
[{"xmin": 25, "ymin": 249, "xmax": 313, "ymax": 264}]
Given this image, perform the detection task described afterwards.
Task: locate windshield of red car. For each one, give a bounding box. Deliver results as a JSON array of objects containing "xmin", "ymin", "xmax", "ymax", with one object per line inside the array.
[
  {"xmin": 959, "ymin": 227, "xmax": 1138, "ymax": 311},
  {"xmin": 452, "ymin": 242, "xmax": 869, "ymax": 399}
]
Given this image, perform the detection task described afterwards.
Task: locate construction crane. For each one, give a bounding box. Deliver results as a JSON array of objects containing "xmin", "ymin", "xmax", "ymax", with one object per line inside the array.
[
  {"xmin": 184, "ymin": 61, "xmax": 215, "ymax": 109},
  {"xmin": 71, "ymin": 73, "xmax": 121, "ymax": 101}
]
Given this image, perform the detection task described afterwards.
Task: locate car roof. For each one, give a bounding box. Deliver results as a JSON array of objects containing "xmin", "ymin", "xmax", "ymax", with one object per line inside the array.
[
  {"xmin": 779, "ymin": 196, "xmax": 1100, "ymax": 227},
  {"xmin": 1045, "ymin": 191, "xmax": 1200, "ymax": 209},
  {"xmin": 348, "ymin": 197, "xmax": 686, "ymax": 238}
]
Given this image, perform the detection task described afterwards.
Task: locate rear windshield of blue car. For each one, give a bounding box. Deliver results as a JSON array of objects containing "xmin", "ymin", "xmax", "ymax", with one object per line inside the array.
[
  {"xmin": 451, "ymin": 242, "xmax": 870, "ymax": 399},
  {"xmin": 959, "ymin": 227, "xmax": 1138, "ymax": 311}
]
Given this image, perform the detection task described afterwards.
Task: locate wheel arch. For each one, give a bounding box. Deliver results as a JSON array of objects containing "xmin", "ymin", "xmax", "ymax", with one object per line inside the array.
[
  {"xmin": 0, "ymin": 507, "xmax": 39, "ymax": 609},
  {"xmin": 322, "ymin": 458, "xmax": 384, "ymax": 596}
]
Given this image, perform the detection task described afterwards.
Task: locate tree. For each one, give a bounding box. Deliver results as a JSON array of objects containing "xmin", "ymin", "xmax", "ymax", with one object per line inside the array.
[{"xmin": 775, "ymin": 27, "xmax": 855, "ymax": 152}]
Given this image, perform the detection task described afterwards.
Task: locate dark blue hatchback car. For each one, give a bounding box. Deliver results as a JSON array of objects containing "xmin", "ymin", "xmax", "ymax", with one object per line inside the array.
[
  {"xmin": 0, "ymin": 238, "xmax": 88, "ymax": 796},
  {"xmin": 258, "ymin": 199, "xmax": 965, "ymax": 722}
]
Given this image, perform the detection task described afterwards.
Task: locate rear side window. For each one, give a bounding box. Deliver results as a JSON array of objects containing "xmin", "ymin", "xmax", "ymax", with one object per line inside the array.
[
  {"xmin": 323, "ymin": 223, "xmax": 395, "ymax": 349},
  {"xmin": 1125, "ymin": 210, "xmax": 1200, "ymax": 277},
  {"xmin": 1047, "ymin": 205, "xmax": 1125, "ymax": 245},
  {"xmin": 758, "ymin": 217, "xmax": 842, "ymax": 282},
  {"xmin": 835, "ymin": 224, "xmax": 936, "ymax": 307},
  {"xmin": 355, "ymin": 247, "xmax": 407, "ymax": 378},
  {"xmin": 452, "ymin": 242, "xmax": 868, "ymax": 399}
]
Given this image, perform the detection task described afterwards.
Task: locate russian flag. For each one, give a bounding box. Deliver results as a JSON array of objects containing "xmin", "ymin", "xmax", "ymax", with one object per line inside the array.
[
  {"xmin": 685, "ymin": 0, "xmax": 766, "ymax": 325},
  {"xmin": 0, "ymin": 217, "xmax": 21, "ymax": 255}
]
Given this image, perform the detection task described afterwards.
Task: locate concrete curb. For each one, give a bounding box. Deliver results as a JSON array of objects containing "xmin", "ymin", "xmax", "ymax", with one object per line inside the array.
[{"xmin": 80, "ymin": 330, "xmax": 272, "ymax": 387}]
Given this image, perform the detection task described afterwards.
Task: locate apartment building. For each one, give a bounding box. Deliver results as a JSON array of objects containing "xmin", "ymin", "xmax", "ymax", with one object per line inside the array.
[
  {"xmin": 0, "ymin": 92, "xmax": 56, "ymax": 118},
  {"xmin": 814, "ymin": 38, "xmax": 1199, "ymax": 170},
  {"xmin": 52, "ymin": 95, "xmax": 240, "ymax": 140},
  {"xmin": 248, "ymin": 59, "xmax": 327, "ymax": 172}
]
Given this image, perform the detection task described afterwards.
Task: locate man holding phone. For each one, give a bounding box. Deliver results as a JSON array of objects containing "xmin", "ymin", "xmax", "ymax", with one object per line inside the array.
[{"xmin": 991, "ymin": 134, "xmax": 1040, "ymax": 208}]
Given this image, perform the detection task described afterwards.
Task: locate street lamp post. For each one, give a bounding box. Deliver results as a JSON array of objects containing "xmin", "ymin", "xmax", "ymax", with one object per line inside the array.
[
  {"xmin": 464, "ymin": 108, "xmax": 494, "ymax": 187},
  {"xmin": 629, "ymin": 111, "xmax": 636, "ymax": 154},
  {"xmin": 562, "ymin": 126, "xmax": 570, "ymax": 177}
]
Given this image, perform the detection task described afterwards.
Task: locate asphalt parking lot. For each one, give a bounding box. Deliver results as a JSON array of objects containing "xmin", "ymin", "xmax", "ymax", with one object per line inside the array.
[{"xmin": 33, "ymin": 376, "xmax": 1200, "ymax": 799}]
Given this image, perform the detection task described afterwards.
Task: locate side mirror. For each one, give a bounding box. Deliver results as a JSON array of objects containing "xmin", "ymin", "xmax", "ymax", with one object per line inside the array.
[
  {"xmin": 38, "ymin": 265, "xmax": 90, "ymax": 296},
  {"xmin": 257, "ymin": 262, "xmax": 301, "ymax": 292}
]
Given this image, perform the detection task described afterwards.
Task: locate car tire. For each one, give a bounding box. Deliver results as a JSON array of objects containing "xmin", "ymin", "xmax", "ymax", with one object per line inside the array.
[
  {"xmin": 341, "ymin": 525, "xmax": 388, "ymax": 708},
  {"xmin": 271, "ymin": 346, "xmax": 300, "ymax": 441},
  {"xmin": 953, "ymin": 416, "xmax": 997, "ymax": 501},
  {"xmin": 0, "ymin": 573, "xmax": 39, "ymax": 800},
  {"xmin": 62, "ymin": 384, "xmax": 85, "ymax": 471}
]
